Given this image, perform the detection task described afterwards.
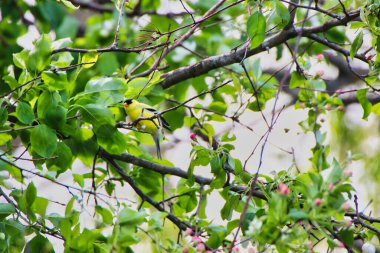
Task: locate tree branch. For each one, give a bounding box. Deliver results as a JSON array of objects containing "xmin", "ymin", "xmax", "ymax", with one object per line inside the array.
[
  {"xmin": 98, "ymin": 149, "xmax": 266, "ymax": 200},
  {"xmin": 160, "ymin": 10, "xmax": 361, "ymax": 89}
]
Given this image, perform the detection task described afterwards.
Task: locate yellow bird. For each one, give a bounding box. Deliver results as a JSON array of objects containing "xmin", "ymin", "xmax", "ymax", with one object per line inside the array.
[{"xmin": 123, "ymin": 99, "xmax": 170, "ymax": 159}]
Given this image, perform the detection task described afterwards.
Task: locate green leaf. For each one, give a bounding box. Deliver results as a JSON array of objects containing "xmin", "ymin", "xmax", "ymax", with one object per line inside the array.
[
  {"xmin": 60, "ymin": 0, "xmax": 79, "ymax": 9},
  {"xmin": 51, "ymin": 52, "xmax": 74, "ymax": 68},
  {"xmin": 79, "ymin": 104, "xmax": 115, "ymax": 126},
  {"xmin": 65, "ymin": 128, "xmax": 98, "ymax": 166},
  {"xmin": 289, "ymin": 71, "xmax": 306, "ymax": 88},
  {"xmin": 118, "ymin": 207, "xmax": 147, "ymax": 226},
  {"xmin": 208, "ymin": 101, "xmax": 227, "ymax": 114},
  {"xmin": 371, "ymin": 102, "xmax": 380, "ymax": 115},
  {"xmin": 41, "ymin": 71, "xmax": 68, "ymax": 90},
  {"xmin": 81, "ymin": 51, "xmax": 98, "ymax": 68},
  {"xmin": 0, "ymin": 203, "xmax": 16, "ymax": 220},
  {"xmin": 0, "ymin": 133, "xmax": 12, "ymax": 146},
  {"xmin": 94, "ymin": 124, "xmax": 127, "ymax": 154},
  {"xmin": 206, "ymin": 225, "xmax": 227, "ymax": 248},
  {"xmin": 95, "ymin": 206, "xmax": 113, "ymax": 225},
  {"xmin": 13, "ymin": 50, "xmax": 29, "ymax": 69},
  {"xmin": 339, "ymin": 229, "xmax": 354, "ymax": 247},
  {"xmin": 274, "ymin": 2, "xmax": 290, "ymax": 29},
  {"xmin": 26, "ymin": 182, "xmax": 37, "ymax": 206},
  {"xmin": 220, "ymin": 195, "xmax": 240, "ymax": 220},
  {"xmin": 356, "ymin": 89, "xmax": 372, "ymax": 120},
  {"xmin": 46, "ymin": 142, "xmax": 73, "ymax": 174},
  {"xmin": 247, "ymin": 11, "xmax": 266, "ymax": 49},
  {"xmin": 37, "ymin": 90, "xmax": 61, "ymax": 120},
  {"xmin": 327, "ymin": 159, "xmax": 343, "ymax": 184},
  {"xmin": 75, "ymin": 77, "xmax": 126, "ymax": 106},
  {"xmin": 0, "ymin": 107, "xmax": 7, "ymax": 126},
  {"xmin": 44, "ymin": 105, "xmax": 67, "ymax": 130},
  {"xmin": 28, "ymin": 34, "xmax": 52, "ymax": 73},
  {"xmin": 148, "ymin": 211, "xmax": 168, "ymax": 231},
  {"xmin": 73, "ymin": 174, "xmax": 84, "ymax": 187},
  {"xmin": 125, "ymin": 77, "xmax": 159, "ymax": 98},
  {"xmin": 24, "ymin": 234, "xmax": 54, "ymax": 253},
  {"xmin": 288, "ymin": 209, "xmax": 309, "ymax": 220},
  {"xmin": 3, "ymin": 75, "xmax": 19, "ymax": 90},
  {"xmin": 30, "ymin": 124, "xmax": 57, "ymax": 158},
  {"xmin": 350, "ymin": 21, "xmax": 366, "ymax": 29},
  {"xmin": 16, "ymin": 102, "xmax": 34, "ymax": 125},
  {"xmin": 350, "ymin": 31, "xmax": 363, "ymax": 59}
]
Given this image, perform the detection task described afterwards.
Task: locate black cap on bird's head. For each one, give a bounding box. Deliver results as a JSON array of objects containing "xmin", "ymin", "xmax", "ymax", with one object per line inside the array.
[{"xmin": 123, "ymin": 99, "xmax": 133, "ymax": 107}]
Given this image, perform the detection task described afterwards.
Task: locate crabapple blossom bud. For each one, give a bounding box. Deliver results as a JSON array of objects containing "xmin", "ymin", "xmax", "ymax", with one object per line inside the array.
[
  {"xmin": 328, "ymin": 183, "xmax": 334, "ymax": 191},
  {"xmin": 197, "ymin": 243, "xmax": 205, "ymax": 251},
  {"xmin": 186, "ymin": 227, "xmax": 193, "ymax": 235},
  {"xmin": 316, "ymin": 54, "xmax": 324, "ymax": 61},
  {"xmin": 190, "ymin": 133, "xmax": 197, "ymax": 141},
  {"xmin": 192, "ymin": 236, "xmax": 202, "ymax": 244},
  {"xmin": 335, "ymin": 89, "xmax": 343, "ymax": 95},
  {"xmin": 324, "ymin": 104, "xmax": 332, "ymax": 111},
  {"xmin": 346, "ymin": 220, "xmax": 353, "ymax": 226},
  {"xmin": 278, "ymin": 183, "xmax": 290, "ymax": 195},
  {"xmin": 343, "ymin": 170, "xmax": 353, "ymax": 177},
  {"xmin": 183, "ymin": 247, "xmax": 189, "ymax": 253},
  {"xmin": 341, "ymin": 201, "xmax": 351, "ymax": 211},
  {"xmin": 314, "ymin": 198, "xmax": 322, "ymax": 206}
]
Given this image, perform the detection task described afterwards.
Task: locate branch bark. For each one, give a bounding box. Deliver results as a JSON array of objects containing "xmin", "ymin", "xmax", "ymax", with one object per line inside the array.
[
  {"xmin": 98, "ymin": 149, "xmax": 266, "ymax": 200},
  {"xmin": 160, "ymin": 10, "xmax": 361, "ymax": 89}
]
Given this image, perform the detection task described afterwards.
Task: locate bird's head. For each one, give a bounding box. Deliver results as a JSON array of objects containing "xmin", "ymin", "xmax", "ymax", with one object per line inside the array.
[{"xmin": 123, "ymin": 99, "xmax": 133, "ymax": 108}]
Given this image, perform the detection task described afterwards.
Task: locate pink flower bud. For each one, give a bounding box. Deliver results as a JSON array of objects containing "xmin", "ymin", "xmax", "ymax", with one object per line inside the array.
[
  {"xmin": 343, "ymin": 170, "xmax": 353, "ymax": 177},
  {"xmin": 278, "ymin": 183, "xmax": 290, "ymax": 195},
  {"xmin": 206, "ymin": 251, "xmax": 213, "ymax": 253},
  {"xmin": 338, "ymin": 105, "xmax": 345, "ymax": 111},
  {"xmin": 346, "ymin": 220, "xmax": 353, "ymax": 226},
  {"xmin": 192, "ymin": 236, "xmax": 202, "ymax": 244},
  {"xmin": 335, "ymin": 89, "xmax": 343, "ymax": 95},
  {"xmin": 197, "ymin": 243, "xmax": 205, "ymax": 251},
  {"xmin": 183, "ymin": 247, "xmax": 189, "ymax": 253},
  {"xmin": 233, "ymin": 247, "xmax": 240, "ymax": 252},
  {"xmin": 190, "ymin": 133, "xmax": 197, "ymax": 140},
  {"xmin": 314, "ymin": 198, "xmax": 322, "ymax": 206},
  {"xmin": 186, "ymin": 227, "xmax": 193, "ymax": 235},
  {"xmin": 307, "ymin": 240, "xmax": 313, "ymax": 250},
  {"xmin": 328, "ymin": 183, "xmax": 334, "ymax": 191},
  {"xmin": 341, "ymin": 201, "xmax": 351, "ymax": 212},
  {"xmin": 324, "ymin": 104, "xmax": 332, "ymax": 111},
  {"xmin": 316, "ymin": 54, "xmax": 324, "ymax": 61}
]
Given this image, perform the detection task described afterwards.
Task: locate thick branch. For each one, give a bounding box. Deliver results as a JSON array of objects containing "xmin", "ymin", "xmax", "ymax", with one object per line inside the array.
[
  {"xmin": 98, "ymin": 149, "xmax": 266, "ymax": 200},
  {"xmin": 160, "ymin": 10, "xmax": 361, "ymax": 89}
]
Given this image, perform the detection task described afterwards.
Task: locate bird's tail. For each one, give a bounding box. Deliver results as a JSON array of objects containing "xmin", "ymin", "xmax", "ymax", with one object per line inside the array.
[{"xmin": 152, "ymin": 132, "xmax": 162, "ymax": 159}]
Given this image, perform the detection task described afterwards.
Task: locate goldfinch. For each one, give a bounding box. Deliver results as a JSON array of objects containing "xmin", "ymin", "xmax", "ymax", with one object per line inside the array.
[{"xmin": 123, "ymin": 99, "xmax": 170, "ymax": 159}]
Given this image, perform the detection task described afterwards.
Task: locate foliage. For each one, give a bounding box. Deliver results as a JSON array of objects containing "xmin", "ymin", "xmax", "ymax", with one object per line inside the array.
[{"xmin": 0, "ymin": 0, "xmax": 380, "ymax": 252}]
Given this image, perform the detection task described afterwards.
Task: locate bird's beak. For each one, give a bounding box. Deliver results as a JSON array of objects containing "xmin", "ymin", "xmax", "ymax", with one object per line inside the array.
[{"xmin": 123, "ymin": 102, "xmax": 128, "ymax": 108}]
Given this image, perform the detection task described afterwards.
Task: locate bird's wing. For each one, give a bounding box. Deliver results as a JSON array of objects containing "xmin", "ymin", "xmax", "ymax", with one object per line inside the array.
[
  {"xmin": 142, "ymin": 106, "xmax": 171, "ymax": 131},
  {"xmin": 159, "ymin": 115, "xmax": 171, "ymax": 131},
  {"xmin": 145, "ymin": 107, "xmax": 158, "ymax": 114}
]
